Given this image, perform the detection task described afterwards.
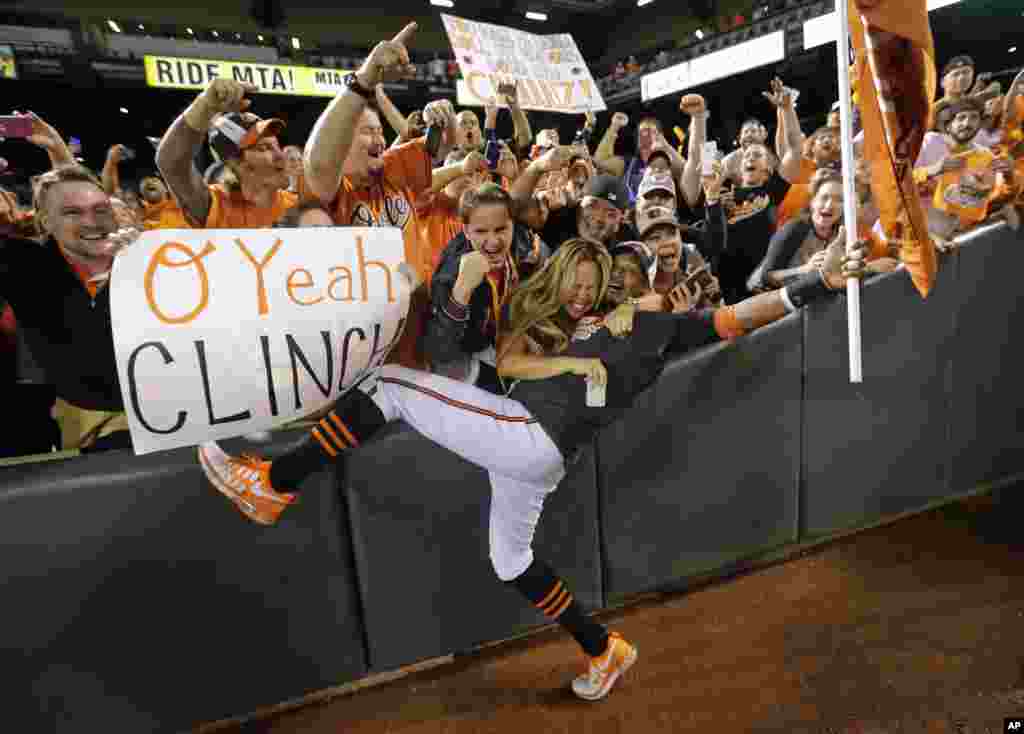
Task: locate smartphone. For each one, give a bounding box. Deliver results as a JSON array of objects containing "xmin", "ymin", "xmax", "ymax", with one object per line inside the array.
[
  {"xmin": 585, "ymin": 377, "xmax": 606, "ymax": 408},
  {"xmin": 702, "ymin": 141, "xmax": 718, "ymax": 175},
  {"xmin": 0, "ymin": 116, "xmax": 33, "ymax": 139}
]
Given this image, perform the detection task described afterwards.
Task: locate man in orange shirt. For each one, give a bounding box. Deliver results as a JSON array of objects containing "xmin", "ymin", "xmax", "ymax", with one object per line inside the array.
[
  {"xmin": 414, "ymin": 148, "xmax": 491, "ymax": 284},
  {"xmin": 138, "ymin": 176, "xmax": 189, "ymax": 231},
  {"xmin": 156, "ymin": 79, "xmax": 296, "ymax": 229},
  {"xmin": 304, "ymin": 22, "xmax": 443, "ymax": 369}
]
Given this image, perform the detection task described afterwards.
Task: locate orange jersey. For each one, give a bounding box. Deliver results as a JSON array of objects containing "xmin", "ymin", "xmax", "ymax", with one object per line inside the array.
[
  {"xmin": 142, "ymin": 197, "xmax": 190, "ymax": 230},
  {"xmin": 329, "ymin": 138, "xmax": 433, "ymax": 369},
  {"xmin": 204, "ymin": 185, "xmax": 298, "ymax": 228},
  {"xmin": 776, "ymin": 158, "xmax": 818, "ymax": 231},
  {"xmin": 416, "ymin": 191, "xmax": 464, "ymax": 286}
]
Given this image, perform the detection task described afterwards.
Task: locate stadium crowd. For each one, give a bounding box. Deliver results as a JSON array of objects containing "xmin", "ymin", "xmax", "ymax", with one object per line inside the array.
[{"xmin": 0, "ymin": 14, "xmax": 1021, "ymax": 701}]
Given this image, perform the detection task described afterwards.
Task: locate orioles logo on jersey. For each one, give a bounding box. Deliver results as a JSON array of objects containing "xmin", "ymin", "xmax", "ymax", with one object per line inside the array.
[{"xmin": 350, "ymin": 195, "xmax": 412, "ymax": 230}]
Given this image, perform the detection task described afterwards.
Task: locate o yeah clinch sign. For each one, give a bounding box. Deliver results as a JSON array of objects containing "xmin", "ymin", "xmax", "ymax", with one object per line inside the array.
[{"xmin": 111, "ymin": 227, "xmax": 411, "ymax": 455}]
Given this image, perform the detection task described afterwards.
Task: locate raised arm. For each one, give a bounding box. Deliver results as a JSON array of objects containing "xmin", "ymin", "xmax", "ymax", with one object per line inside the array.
[
  {"xmin": 593, "ymin": 113, "xmax": 628, "ymax": 177},
  {"xmin": 498, "ymin": 81, "xmax": 533, "ymax": 155},
  {"xmin": 679, "ymin": 94, "xmax": 707, "ymax": 208},
  {"xmin": 156, "ymin": 79, "xmax": 257, "ymax": 225},
  {"xmin": 508, "ymin": 145, "xmax": 576, "ymax": 229},
  {"xmin": 764, "ymin": 79, "xmax": 804, "ymax": 184},
  {"xmin": 697, "ymin": 161, "xmax": 727, "ymax": 260},
  {"xmin": 431, "ymin": 150, "xmax": 486, "ymax": 193},
  {"xmin": 305, "ymin": 22, "xmax": 418, "ymax": 203},
  {"xmin": 375, "ymin": 84, "xmax": 410, "ymax": 142},
  {"xmin": 100, "ymin": 145, "xmax": 127, "ymax": 196},
  {"xmin": 16, "ymin": 111, "xmax": 75, "ymax": 170}
]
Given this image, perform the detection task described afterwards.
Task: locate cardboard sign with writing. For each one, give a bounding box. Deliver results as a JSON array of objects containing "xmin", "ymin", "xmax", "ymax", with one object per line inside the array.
[
  {"xmin": 933, "ymin": 148, "xmax": 997, "ymax": 227},
  {"xmin": 144, "ymin": 55, "xmax": 353, "ymax": 97},
  {"xmin": 111, "ymin": 227, "xmax": 411, "ymax": 455},
  {"xmin": 442, "ymin": 14, "xmax": 605, "ymax": 114}
]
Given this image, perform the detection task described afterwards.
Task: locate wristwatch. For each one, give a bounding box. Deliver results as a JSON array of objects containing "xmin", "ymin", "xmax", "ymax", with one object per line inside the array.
[{"xmin": 344, "ymin": 72, "xmax": 375, "ymax": 101}]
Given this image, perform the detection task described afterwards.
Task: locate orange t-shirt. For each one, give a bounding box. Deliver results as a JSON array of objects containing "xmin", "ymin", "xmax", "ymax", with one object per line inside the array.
[
  {"xmin": 204, "ymin": 185, "xmax": 298, "ymax": 229},
  {"xmin": 416, "ymin": 191, "xmax": 464, "ymax": 285},
  {"xmin": 776, "ymin": 158, "xmax": 817, "ymax": 231},
  {"xmin": 330, "ymin": 138, "xmax": 433, "ymax": 369},
  {"xmin": 142, "ymin": 197, "xmax": 190, "ymax": 231}
]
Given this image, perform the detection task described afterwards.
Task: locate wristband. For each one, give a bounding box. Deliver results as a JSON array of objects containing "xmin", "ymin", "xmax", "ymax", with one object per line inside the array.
[
  {"xmin": 783, "ymin": 271, "xmax": 833, "ymax": 311},
  {"xmin": 344, "ymin": 73, "xmax": 376, "ymax": 103}
]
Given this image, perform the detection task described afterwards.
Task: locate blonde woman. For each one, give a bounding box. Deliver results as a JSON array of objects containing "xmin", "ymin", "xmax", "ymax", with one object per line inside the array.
[{"xmin": 200, "ymin": 238, "xmax": 865, "ymax": 701}]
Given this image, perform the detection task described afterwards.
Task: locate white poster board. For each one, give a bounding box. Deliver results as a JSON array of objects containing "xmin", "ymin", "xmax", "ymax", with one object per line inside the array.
[
  {"xmin": 111, "ymin": 227, "xmax": 412, "ymax": 455},
  {"xmin": 442, "ymin": 13, "xmax": 606, "ymax": 114}
]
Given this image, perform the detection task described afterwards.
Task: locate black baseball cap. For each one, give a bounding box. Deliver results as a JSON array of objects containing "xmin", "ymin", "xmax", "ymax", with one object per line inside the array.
[
  {"xmin": 581, "ymin": 174, "xmax": 630, "ymax": 211},
  {"xmin": 610, "ymin": 241, "xmax": 656, "ymax": 281},
  {"xmin": 209, "ymin": 112, "xmax": 285, "ymax": 162},
  {"xmin": 942, "ymin": 55, "xmax": 974, "ymax": 78}
]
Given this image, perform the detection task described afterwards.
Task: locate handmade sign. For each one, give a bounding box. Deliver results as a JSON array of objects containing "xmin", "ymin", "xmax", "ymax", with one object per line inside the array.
[
  {"xmin": 442, "ymin": 14, "xmax": 605, "ymax": 114},
  {"xmin": 111, "ymin": 227, "xmax": 411, "ymax": 454}
]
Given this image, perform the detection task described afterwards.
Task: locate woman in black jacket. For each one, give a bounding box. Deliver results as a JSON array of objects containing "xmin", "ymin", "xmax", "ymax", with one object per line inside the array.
[{"xmin": 421, "ymin": 182, "xmax": 547, "ymax": 393}]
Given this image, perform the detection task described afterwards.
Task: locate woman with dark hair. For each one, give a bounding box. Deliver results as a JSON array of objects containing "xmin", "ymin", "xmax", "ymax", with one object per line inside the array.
[
  {"xmin": 200, "ymin": 232, "xmax": 866, "ymax": 700},
  {"xmin": 423, "ymin": 181, "xmax": 547, "ymax": 392},
  {"xmin": 747, "ymin": 168, "xmax": 897, "ymax": 292}
]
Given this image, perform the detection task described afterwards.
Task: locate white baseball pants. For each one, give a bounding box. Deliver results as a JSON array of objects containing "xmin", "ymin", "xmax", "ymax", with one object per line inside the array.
[{"xmin": 368, "ymin": 365, "xmax": 566, "ymax": 581}]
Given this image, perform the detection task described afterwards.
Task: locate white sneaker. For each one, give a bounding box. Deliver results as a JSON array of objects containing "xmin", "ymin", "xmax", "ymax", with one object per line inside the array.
[{"xmin": 571, "ymin": 631, "xmax": 638, "ymax": 701}]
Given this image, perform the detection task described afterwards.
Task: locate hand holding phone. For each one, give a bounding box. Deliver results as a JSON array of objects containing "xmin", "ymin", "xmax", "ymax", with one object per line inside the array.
[{"xmin": 702, "ymin": 141, "xmax": 718, "ymax": 176}]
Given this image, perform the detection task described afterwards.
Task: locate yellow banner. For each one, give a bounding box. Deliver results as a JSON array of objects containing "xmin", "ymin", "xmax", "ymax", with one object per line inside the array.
[
  {"xmin": 143, "ymin": 55, "xmax": 351, "ymax": 97},
  {"xmin": 0, "ymin": 45, "xmax": 17, "ymax": 80}
]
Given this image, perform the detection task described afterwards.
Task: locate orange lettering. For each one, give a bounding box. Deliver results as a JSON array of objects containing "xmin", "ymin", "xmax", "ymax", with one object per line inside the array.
[
  {"xmin": 327, "ymin": 266, "xmax": 354, "ymax": 302},
  {"xmin": 356, "ymin": 235, "xmax": 394, "ymax": 303},
  {"xmin": 144, "ymin": 241, "xmax": 216, "ymax": 325},
  {"xmin": 235, "ymin": 237, "xmax": 283, "ymax": 316},
  {"xmin": 286, "ymin": 268, "xmax": 323, "ymax": 306}
]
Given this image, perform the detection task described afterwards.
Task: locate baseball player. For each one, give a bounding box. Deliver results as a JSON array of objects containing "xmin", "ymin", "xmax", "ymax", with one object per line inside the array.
[{"xmin": 200, "ymin": 235, "xmax": 866, "ymax": 701}]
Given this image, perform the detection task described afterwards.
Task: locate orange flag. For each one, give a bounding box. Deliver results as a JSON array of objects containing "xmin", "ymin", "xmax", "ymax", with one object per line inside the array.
[{"xmin": 848, "ymin": 0, "xmax": 938, "ymax": 298}]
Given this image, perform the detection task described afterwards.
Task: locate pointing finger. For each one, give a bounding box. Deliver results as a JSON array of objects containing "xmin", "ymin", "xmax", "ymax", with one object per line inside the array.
[{"xmin": 392, "ymin": 21, "xmax": 418, "ymax": 47}]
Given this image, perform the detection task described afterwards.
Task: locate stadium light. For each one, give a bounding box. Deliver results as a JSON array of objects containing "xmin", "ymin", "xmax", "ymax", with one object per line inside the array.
[
  {"xmin": 292, "ymin": 37, "xmax": 301, "ymax": 49},
  {"xmin": 187, "ymin": 27, "xmax": 194, "ymax": 35},
  {"xmin": 257, "ymin": 34, "xmax": 264, "ymax": 41},
  {"xmin": 695, "ymin": 29, "xmax": 704, "ymax": 39},
  {"xmin": 138, "ymin": 24, "xmax": 145, "ymax": 31},
  {"xmin": 637, "ymin": 0, "xmax": 654, "ymax": 5},
  {"xmin": 525, "ymin": 11, "xmax": 548, "ymax": 21},
  {"xmin": 212, "ymin": 30, "xmax": 219, "ymax": 37},
  {"xmin": 1011, "ymin": 46, "xmax": 1018, "ymax": 53},
  {"xmin": 107, "ymin": 20, "xmax": 122, "ymax": 33},
  {"xmin": 430, "ymin": 0, "xmax": 455, "ymax": 6},
  {"xmin": 120, "ymin": 107, "xmax": 129, "ymax": 114}
]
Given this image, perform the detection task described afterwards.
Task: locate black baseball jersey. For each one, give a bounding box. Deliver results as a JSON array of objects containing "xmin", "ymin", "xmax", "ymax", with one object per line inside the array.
[{"xmin": 509, "ymin": 310, "xmax": 723, "ymax": 460}]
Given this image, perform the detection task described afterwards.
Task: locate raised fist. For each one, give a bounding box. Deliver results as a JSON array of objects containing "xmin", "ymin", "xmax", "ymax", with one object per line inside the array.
[
  {"xmin": 679, "ymin": 94, "xmax": 706, "ymax": 116},
  {"xmin": 199, "ymin": 79, "xmax": 258, "ymax": 115}
]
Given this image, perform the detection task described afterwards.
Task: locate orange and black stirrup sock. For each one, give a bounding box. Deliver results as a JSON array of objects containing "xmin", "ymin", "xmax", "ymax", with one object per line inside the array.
[
  {"xmin": 509, "ymin": 558, "xmax": 609, "ymax": 658},
  {"xmin": 269, "ymin": 388, "xmax": 386, "ymax": 491}
]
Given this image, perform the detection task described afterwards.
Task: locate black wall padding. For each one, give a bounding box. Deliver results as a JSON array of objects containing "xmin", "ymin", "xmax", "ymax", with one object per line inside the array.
[
  {"xmin": 802, "ymin": 257, "xmax": 960, "ymax": 537},
  {"xmin": 344, "ymin": 422, "xmax": 603, "ymax": 672},
  {"xmin": 597, "ymin": 313, "xmax": 803, "ymax": 600},
  {"xmin": 0, "ymin": 431, "xmax": 367, "ymax": 734},
  {"xmin": 950, "ymin": 224, "xmax": 1024, "ymax": 489}
]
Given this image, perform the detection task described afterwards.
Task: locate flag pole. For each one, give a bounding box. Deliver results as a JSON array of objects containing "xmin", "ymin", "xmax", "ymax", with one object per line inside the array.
[{"xmin": 835, "ymin": 0, "xmax": 863, "ymax": 383}]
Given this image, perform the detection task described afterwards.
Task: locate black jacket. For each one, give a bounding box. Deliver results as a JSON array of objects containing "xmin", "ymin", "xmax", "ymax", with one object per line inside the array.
[
  {"xmin": 0, "ymin": 236, "xmax": 123, "ymax": 411},
  {"xmin": 421, "ymin": 225, "xmax": 546, "ymax": 376},
  {"xmin": 745, "ymin": 217, "xmax": 816, "ymax": 293}
]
